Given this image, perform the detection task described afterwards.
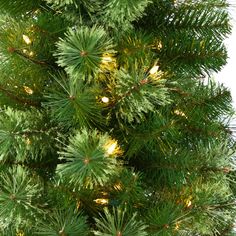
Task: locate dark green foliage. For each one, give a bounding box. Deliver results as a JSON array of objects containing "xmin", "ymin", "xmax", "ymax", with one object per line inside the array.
[
  {"xmin": 0, "ymin": 167, "xmax": 43, "ymax": 230},
  {"xmin": 108, "ymin": 169, "xmax": 146, "ymax": 208},
  {"xmin": 94, "ymin": 207, "xmax": 148, "ymax": 236},
  {"xmin": 0, "ymin": 108, "xmax": 57, "ymax": 162},
  {"xmin": 139, "ymin": 0, "xmax": 231, "ymax": 77},
  {"xmin": 146, "ymin": 202, "xmax": 187, "ymax": 235},
  {"xmin": 0, "ymin": 0, "xmax": 43, "ymax": 16},
  {"xmin": 44, "ymin": 0, "xmax": 74, "ymax": 6},
  {"xmin": 45, "ymin": 0, "xmax": 103, "ymax": 13},
  {"xmin": 115, "ymin": 30, "xmax": 155, "ymax": 70},
  {"xmin": 159, "ymin": 33, "xmax": 227, "ymax": 76},
  {"xmin": 0, "ymin": 0, "xmax": 235, "ymax": 235},
  {"xmin": 43, "ymin": 73, "xmax": 104, "ymax": 129},
  {"xmin": 100, "ymin": 0, "xmax": 151, "ymax": 31},
  {"xmin": 35, "ymin": 208, "xmax": 89, "ymax": 235}
]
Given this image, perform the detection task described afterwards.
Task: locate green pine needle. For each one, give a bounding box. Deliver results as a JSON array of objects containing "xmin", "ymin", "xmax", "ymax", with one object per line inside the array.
[
  {"xmin": 44, "ymin": 0, "xmax": 74, "ymax": 6},
  {"xmin": 0, "ymin": 0, "xmax": 42, "ymax": 16},
  {"xmin": 0, "ymin": 166, "xmax": 43, "ymax": 228},
  {"xmin": 101, "ymin": 0, "xmax": 152, "ymax": 30},
  {"xmin": 94, "ymin": 207, "xmax": 148, "ymax": 236},
  {"xmin": 109, "ymin": 69, "xmax": 171, "ymax": 124},
  {"xmin": 43, "ymin": 73, "xmax": 104, "ymax": 129},
  {"xmin": 55, "ymin": 25, "xmax": 115, "ymax": 80},
  {"xmin": 57, "ymin": 129, "xmax": 120, "ymax": 189},
  {"xmin": 35, "ymin": 207, "xmax": 89, "ymax": 235},
  {"xmin": 0, "ymin": 107, "xmax": 56, "ymax": 162}
]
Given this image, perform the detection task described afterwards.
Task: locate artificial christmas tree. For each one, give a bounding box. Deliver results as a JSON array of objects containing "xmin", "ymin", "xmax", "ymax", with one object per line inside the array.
[{"xmin": 0, "ymin": 0, "xmax": 236, "ymax": 235}]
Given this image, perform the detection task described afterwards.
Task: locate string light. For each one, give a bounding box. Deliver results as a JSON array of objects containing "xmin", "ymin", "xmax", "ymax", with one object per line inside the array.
[
  {"xmin": 174, "ymin": 109, "xmax": 188, "ymax": 118},
  {"xmin": 23, "ymin": 85, "xmax": 34, "ymax": 95},
  {"xmin": 175, "ymin": 222, "xmax": 180, "ymax": 230},
  {"xmin": 185, "ymin": 199, "xmax": 192, "ymax": 208},
  {"xmin": 149, "ymin": 65, "xmax": 159, "ymax": 75},
  {"xmin": 94, "ymin": 198, "xmax": 109, "ymax": 205},
  {"xmin": 104, "ymin": 140, "xmax": 118, "ymax": 156},
  {"xmin": 107, "ymin": 142, "xmax": 117, "ymax": 155},
  {"xmin": 103, "ymin": 139, "xmax": 123, "ymax": 156},
  {"xmin": 156, "ymin": 41, "xmax": 163, "ymax": 50},
  {"xmin": 22, "ymin": 35, "xmax": 32, "ymax": 45},
  {"xmin": 101, "ymin": 96, "xmax": 109, "ymax": 103},
  {"xmin": 29, "ymin": 51, "xmax": 34, "ymax": 57},
  {"xmin": 22, "ymin": 49, "xmax": 34, "ymax": 57}
]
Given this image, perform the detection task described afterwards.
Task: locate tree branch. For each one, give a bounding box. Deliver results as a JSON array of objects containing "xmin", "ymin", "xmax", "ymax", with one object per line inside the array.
[{"xmin": 0, "ymin": 84, "xmax": 40, "ymax": 107}]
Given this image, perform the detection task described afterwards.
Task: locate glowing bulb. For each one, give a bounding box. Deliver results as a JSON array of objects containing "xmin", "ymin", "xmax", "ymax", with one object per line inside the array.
[
  {"xmin": 175, "ymin": 222, "xmax": 180, "ymax": 230},
  {"xmin": 106, "ymin": 141, "xmax": 117, "ymax": 155},
  {"xmin": 174, "ymin": 109, "xmax": 187, "ymax": 118},
  {"xmin": 186, "ymin": 199, "xmax": 192, "ymax": 208},
  {"xmin": 22, "ymin": 35, "xmax": 32, "ymax": 45},
  {"xmin": 149, "ymin": 65, "xmax": 159, "ymax": 75},
  {"xmin": 23, "ymin": 86, "xmax": 33, "ymax": 95},
  {"xmin": 102, "ymin": 56, "xmax": 113, "ymax": 63},
  {"xmin": 104, "ymin": 139, "xmax": 122, "ymax": 156},
  {"xmin": 101, "ymin": 96, "xmax": 109, "ymax": 103},
  {"xmin": 29, "ymin": 51, "xmax": 34, "ymax": 57},
  {"xmin": 94, "ymin": 198, "xmax": 109, "ymax": 205},
  {"xmin": 157, "ymin": 41, "xmax": 163, "ymax": 50}
]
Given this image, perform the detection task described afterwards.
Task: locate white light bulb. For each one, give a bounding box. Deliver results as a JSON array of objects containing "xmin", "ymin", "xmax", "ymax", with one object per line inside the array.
[
  {"xmin": 149, "ymin": 65, "xmax": 159, "ymax": 75},
  {"xmin": 101, "ymin": 97, "xmax": 109, "ymax": 103},
  {"xmin": 106, "ymin": 142, "xmax": 117, "ymax": 155},
  {"xmin": 22, "ymin": 35, "xmax": 32, "ymax": 45}
]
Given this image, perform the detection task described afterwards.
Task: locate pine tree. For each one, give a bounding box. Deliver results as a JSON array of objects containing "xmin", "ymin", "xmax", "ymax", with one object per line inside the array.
[{"xmin": 0, "ymin": 0, "xmax": 236, "ymax": 235}]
